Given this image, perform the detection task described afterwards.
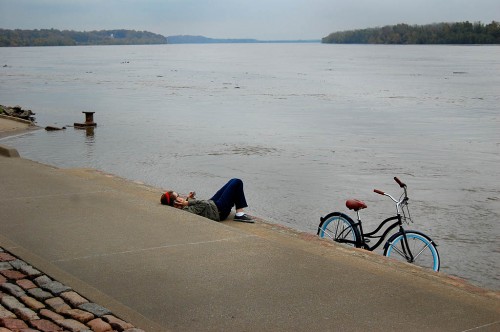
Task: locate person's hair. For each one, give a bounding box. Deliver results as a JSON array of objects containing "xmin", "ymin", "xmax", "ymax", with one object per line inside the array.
[{"xmin": 161, "ymin": 191, "xmax": 175, "ymax": 206}]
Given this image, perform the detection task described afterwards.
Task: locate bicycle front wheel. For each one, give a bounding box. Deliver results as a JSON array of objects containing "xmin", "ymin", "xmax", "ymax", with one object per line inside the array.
[
  {"xmin": 318, "ymin": 212, "xmax": 360, "ymax": 247},
  {"xmin": 384, "ymin": 231, "xmax": 440, "ymax": 271}
]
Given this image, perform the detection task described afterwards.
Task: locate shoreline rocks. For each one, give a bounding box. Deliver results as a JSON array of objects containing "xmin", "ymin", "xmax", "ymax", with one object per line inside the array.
[{"xmin": 0, "ymin": 105, "xmax": 36, "ymax": 123}]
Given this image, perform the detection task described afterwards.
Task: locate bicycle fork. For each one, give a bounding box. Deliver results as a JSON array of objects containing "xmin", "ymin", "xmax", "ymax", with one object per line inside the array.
[{"xmin": 399, "ymin": 229, "xmax": 415, "ymax": 263}]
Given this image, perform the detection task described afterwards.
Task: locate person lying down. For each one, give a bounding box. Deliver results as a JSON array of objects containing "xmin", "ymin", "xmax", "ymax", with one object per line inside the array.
[{"xmin": 161, "ymin": 178, "xmax": 254, "ymax": 223}]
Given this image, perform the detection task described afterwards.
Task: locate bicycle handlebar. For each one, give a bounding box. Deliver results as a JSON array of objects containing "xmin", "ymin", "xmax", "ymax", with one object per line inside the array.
[
  {"xmin": 374, "ymin": 177, "xmax": 407, "ymax": 197},
  {"xmin": 394, "ymin": 177, "xmax": 406, "ymax": 188},
  {"xmin": 373, "ymin": 177, "xmax": 409, "ymax": 208}
]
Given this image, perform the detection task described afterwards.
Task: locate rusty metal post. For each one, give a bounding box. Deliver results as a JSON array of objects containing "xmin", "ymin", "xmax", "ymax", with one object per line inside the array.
[
  {"xmin": 84, "ymin": 112, "xmax": 95, "ymax": 125},
  {"xmin": 74, "ymin": 112, "xmax": 97, "ymax": 128}
]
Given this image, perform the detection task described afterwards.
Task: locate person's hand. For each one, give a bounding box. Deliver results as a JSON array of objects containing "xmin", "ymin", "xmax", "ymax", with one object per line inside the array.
[
  {"xmin": 188, "ymin": 191, "xmax": 196, "ymax": 199},
  {"xmin": 175, "ymin": 197, "xmax": 189, "ymax": 206}
]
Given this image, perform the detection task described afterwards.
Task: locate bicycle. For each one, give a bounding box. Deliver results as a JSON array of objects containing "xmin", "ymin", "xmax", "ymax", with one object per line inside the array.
[{"xmin": 317, "ymin": 177, "xmax": 440, "ymax": 271}]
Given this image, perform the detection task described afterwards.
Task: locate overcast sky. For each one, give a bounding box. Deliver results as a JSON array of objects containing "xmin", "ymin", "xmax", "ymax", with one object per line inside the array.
[{"xmin": 0, "ymin": 0, "xmax": 498, "ymax": 40}]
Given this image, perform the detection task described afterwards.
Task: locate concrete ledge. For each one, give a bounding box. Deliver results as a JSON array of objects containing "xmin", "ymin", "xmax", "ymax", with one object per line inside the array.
[
  {"xmin": 0, "ymin": 157, "xmax": 498, "ymax": 331},
  {"xmin": 0, "ymin": 144, "xmax": 20, "ymax": 157}
]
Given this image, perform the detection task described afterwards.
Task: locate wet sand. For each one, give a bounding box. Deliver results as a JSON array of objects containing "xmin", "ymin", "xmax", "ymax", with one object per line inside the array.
[{"xmin": 0, "ymin": 116, "xmax": 39, "ymax": 138}]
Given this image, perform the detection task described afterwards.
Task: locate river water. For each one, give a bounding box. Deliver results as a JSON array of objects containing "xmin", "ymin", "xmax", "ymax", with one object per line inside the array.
[{"xmin": 1, "ymin": 44, "xmax": 499, "ymax": 290}]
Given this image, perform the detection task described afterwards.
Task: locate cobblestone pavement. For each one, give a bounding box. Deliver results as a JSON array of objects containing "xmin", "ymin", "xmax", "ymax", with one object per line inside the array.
[{"xmin": 0, "ymin": 247, "xmax": 145, "ymax": 332}]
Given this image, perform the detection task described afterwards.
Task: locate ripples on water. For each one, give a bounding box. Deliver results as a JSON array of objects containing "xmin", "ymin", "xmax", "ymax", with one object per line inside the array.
[{"xmin": 1, "ymin": 44, "xmax": 499, "ymax": 290}]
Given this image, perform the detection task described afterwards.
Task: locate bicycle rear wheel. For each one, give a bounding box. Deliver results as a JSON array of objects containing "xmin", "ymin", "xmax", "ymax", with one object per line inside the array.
[
  {"xmin": 318, "ymin": 212, "xmax": 360, "ymax": 247},
  {"xmin": 384, "ymin": 231, "xmax": 440, "ymax": 271}
]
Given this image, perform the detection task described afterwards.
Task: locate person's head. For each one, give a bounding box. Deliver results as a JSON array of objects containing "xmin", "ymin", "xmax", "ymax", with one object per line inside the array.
[{"xmin": 160, "ymin": 191, "xmax": 179, "ymax": 206}]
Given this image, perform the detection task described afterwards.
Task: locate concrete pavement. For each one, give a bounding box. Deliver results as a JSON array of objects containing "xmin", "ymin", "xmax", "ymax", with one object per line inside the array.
[{"xmin": 0, "ymin": 151, "xmax": 499, "ymax": 331}]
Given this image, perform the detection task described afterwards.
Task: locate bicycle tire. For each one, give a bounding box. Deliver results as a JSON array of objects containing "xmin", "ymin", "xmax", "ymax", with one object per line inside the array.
[
  {"xmin": 318, "ymin": 212, "xmax": 360, "ymax": 247},
  {"xmin": 384, "ymin": 230, "xmax": 440, "ymax": 271}
]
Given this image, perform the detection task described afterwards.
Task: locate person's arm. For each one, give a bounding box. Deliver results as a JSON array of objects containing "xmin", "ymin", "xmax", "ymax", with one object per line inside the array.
[
  {"xmin": 179, "ymin": 199, "xmax": 214, "ymax": 218},
  {"xmin": 175, "ymin": 197, "xmax": 189, "ymax": 207},
  {"xmin": 177, "ymin": 192, "xmax": 196, "ymax": 201}
]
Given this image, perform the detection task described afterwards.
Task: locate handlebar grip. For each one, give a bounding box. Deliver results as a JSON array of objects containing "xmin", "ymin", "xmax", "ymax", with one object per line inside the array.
[
  {"xmin": 374, "ymin": 189, "xmax": 385, "ymax": 195},
  {"xmin": 394, "ymin": 177, "xmax": 406, "ymax": 188}
]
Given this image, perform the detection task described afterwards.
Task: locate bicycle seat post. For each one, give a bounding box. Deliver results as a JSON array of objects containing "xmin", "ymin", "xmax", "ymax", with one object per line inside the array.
[{"xmin": 355, "ymin": 210, "xmax": 361, "ymax": 222}]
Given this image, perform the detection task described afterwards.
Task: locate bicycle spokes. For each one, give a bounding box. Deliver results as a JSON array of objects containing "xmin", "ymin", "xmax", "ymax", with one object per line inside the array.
[
  {"xmin": 326, "ymin": 222, "xmax": 352, "ymax": 241},
  {"xmin": 410, "ymin": 241, "xmax": 433, "ymax": 263},
  {"xmin": 390, "ymin": 241, "xmax": 416, "ymax": 262}
]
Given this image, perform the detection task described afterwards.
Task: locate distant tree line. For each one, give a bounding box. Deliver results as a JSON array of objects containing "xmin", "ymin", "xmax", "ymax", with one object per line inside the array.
[
  {"xmin": 0, "ymin": 29, "xmax": 168, "ymax": 47},
  {"xmin": 322, "ymin": 21, "xmax": 500, "ymax": 44}
]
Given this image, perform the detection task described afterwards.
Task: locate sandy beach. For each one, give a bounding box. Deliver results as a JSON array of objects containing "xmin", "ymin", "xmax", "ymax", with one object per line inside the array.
[{"xmin": 0, "ymin": 115, "xmax": 38, "ymax": 138}]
